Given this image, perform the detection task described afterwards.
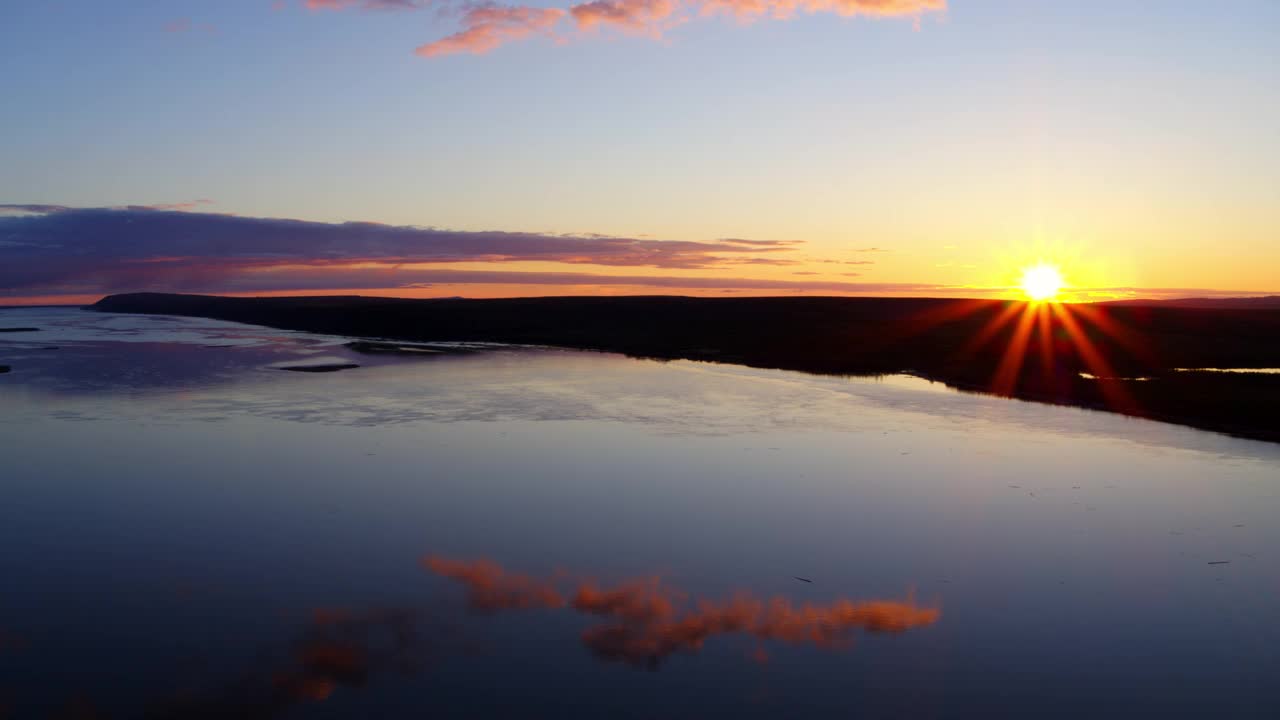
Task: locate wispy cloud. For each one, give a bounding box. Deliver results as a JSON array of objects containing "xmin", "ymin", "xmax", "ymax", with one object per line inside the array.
[
  {"xmin": 425, "ymin": 555, "xmax": 940, "ymax": 669},
  {"xmin": 302, "ymin": 0, "xmax": 945, "ymax": 57},
  {"xmin": 5, "ymin": 206, "xmax": 1271, "ymax": 303},
  {"xmin": 416, "ymin": 5, "xmax": 567, "ymax": 57},
  {"xmin": 0, "ymin": 205, "xmax": 809, "ymax": 296},
  {"xmin": 570, "ymin": 0, "xmax": 679, "ymax": 35},
  {"xmin": 304, "ymin": 0, "xmax": 424, "ymax": 10},
  {"xmin": 186, "ymin": 268, "xmax": 943, "ymax": 294},
  {"xmin": 699, "ymin": 0, "xmax": 945, "ymax": 22},
  {"xmin": 720, "ymin": 237, "xmax": 803, "ymax": 247},
  {"xmin": 142, "ymin": 199, "xmax": 215, "ymax": 211}
]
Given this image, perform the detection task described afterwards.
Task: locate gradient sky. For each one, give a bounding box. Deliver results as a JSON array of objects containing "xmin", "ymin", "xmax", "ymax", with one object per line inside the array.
[{"xmin": 2, "ymin": 1, "xmax": 1278, "ymax": 303}]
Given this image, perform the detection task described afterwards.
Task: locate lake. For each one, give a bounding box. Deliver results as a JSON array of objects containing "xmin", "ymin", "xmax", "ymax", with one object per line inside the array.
[{"xmin": 2, "ymin": 307, "xmax": 1278, "ymax": 718}]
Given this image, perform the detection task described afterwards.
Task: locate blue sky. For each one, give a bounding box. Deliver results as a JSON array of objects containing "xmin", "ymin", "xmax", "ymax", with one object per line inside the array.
[{"xmin": 2, "ymin": 1, "xmax": 1278, "ymax": 301}]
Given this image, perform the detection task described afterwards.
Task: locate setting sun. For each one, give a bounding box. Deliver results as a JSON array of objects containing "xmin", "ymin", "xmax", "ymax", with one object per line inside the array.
[{"xmin": 1019, "ymin": 263, "xmax": 1065, "ymax": 302}]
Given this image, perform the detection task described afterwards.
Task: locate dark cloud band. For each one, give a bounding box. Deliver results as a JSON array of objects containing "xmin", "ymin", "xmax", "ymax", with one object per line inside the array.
[{"xmin": 0, "ymin": 205, "xmax": 804, "ymax": 295}]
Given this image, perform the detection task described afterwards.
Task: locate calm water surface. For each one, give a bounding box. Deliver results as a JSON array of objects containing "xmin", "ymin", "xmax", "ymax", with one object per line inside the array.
[{"xmin": 2, "ymin": 308, "xmax": 1279, "ymax": 718}]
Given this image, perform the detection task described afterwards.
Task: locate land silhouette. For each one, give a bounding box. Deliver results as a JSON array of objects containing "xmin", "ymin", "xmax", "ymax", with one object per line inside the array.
[{"xmin": 91, "ymin": 293, "xmax": 1280, "ymax": 443}]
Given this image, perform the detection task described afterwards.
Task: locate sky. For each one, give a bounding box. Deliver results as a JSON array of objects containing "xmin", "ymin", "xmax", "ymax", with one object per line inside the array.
[{"xmin": 2, "ymin": 0, "xmax": 1278, "ymax": 304}]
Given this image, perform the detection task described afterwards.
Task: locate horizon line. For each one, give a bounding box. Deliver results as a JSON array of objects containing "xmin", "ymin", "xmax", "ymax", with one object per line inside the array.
[{"xmin": 5, "ymin": 290, "xmax": 1279, "ymax": 310}]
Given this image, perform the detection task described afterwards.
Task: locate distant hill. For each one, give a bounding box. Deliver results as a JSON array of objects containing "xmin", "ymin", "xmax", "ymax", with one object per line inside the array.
[{"xmin": 1102, "ymin": 296, "xmax": 1280, "ymax": 310}]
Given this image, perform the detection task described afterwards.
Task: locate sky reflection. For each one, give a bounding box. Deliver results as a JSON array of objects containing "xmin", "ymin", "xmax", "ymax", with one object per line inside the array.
[
  {"xmin": 2, "ymin": 309, "xmax": 1279, "ymax": 717},
  {"xmin": 4, "ymin": 309, "xmax": 1280, "ymax": 460},
  {"xmin": 1, "ymin": 553, "xmax": 938, "ymax": 718}
]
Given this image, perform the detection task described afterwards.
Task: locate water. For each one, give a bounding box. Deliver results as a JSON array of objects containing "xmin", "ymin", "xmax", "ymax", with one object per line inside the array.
[
  {"xmin": 2, "ymin": 307, "xmax": 1279, "ymax": 718},
  {"xmin": 1176, "ymin": 368, "xmax": 1280, "ymax": 375}
]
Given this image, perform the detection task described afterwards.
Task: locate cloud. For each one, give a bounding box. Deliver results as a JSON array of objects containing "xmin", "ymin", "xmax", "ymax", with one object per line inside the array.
[
  {"xmin": 138, "ymin": 606, "xmax": 436, "ymax": 718},
  {"xmin": 719, "ymin": 257, "xmax": 801, "ymax": 266},
  {"xmin": 20, "ymin": 553, "xmax": 936, "ymax": 715},
  {"xmin": 144, "ymin": 199, "xmax": 214, "ymax": 211},
  {"xmin": 8, "ymin": 208, "xmax": 1263, "ymax": 302},
  {"xmin": 0, "ymin": 205, "xmax": 808, "ymax": 295},
  {"xmin": 298, "ymin": 0, "xmax": 944, "ymax": 57},
  {"xmin": 425, "ymin": 555, "xmax": 940, "ymax": 669},
  {"xmin": 421, "ymin": 556, "xmax": 564, "ymax": 611},
  {"xmin": 415, "ymin": 4, "xmax": 567, "ymax": 57},
  {"xmin": 570, "ymin": 0, "xmax": 680, "ymax": 35},
  {"xmin": 3, "ymin": 259, "xmax": 948, "ymax": 295},
  {"xmin": 1067, "ymin": 286, "xmax": 1280, "ymax": 300},
  {"xmin": 305, "ymin": 0, "xmax": 423, "ymax": 10},
  {"xmin": 814, "ymin": 258, "xmax": 874, "ymax": 265},
  {"xmin": 578, "ymin": 594, "xmax": 939, "ymax": 668},
  {"xmin": 698, "ymin": 0, "xmax": 945, "ymax": 22},
  {"xmin": 720, "ymin": 238, "xmax": 803, "ymax": 247},
  {"xmin": 0, "ymin": 204, "xmax": 68, "ymax": 214}
]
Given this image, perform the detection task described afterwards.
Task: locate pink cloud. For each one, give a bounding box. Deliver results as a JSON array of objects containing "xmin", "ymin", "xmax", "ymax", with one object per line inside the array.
[
  {"xmin": 415, "ymin": 4, "xmax": 567, "ymax": 57},
  {"xmin": 429, "ymin": 0, "xmax": 942, "ymax": 54},
  {"xmin": 698, "ymin": 0, "xmax": 945, "ymax": 21},
  {"xmin": 304, "ymin": 0, "xmax": 421, "ymax": 10},
  {"xmin": 294, "ymin": 0, "xmax": 943, "ymax": 56},
  {"xmin": 569, "ymin": 0, "xmax": 680, "ymax": 35}
]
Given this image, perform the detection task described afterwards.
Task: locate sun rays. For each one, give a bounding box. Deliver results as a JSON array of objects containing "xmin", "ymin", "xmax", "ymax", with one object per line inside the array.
[{"xmin": 896, "ymin": 273, "xmax": 1147, "ymax": 414}]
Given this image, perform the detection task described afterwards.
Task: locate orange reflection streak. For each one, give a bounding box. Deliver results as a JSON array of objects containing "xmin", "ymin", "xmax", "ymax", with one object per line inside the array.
[
  {"xmin": 1050, "ymin": 304, "xmax": 1137, "ymax": 412},
  {"xmin": 18, "ymin": 555, "xmax": 938, "ymax": 713},
  {"xmin": 425, "ymin": 556, "xmax": 940, "ymax": 669},
  {"xmin": 144, "ymin": 607, "xmax": 432, "ymax": 718},
  {"xmin": 1035, "ymin": 303, "xmax": 1055, "ymax": 382},
  {"xmin": 1067, "ymin": 303, "xmax": 1161, "ymax": 366},
  {"xmin": 922, "ymin": 299, "xmax": 1148, "ymax": 416},
  {"xmin": 577, "ymin": 587, "xmax": 939, "ymax": 668},
  {"xmin": 421, "ymin": 556, "xmax": 565, "ymax": 611},
  {"xmin": 958, "ymin": 300, "xmax": 1024, "ymax": 358},
  {"xmin": 897, "ymin": 298, "xmax": 992, "ymax": 338},
  {"xmin": 572, "ymin": 578, "xmax": 682, "ymax": 623},
  {"xmin": 271, "ymin": 607, "xmax": 425, "ymax": 705},
  {"xmin": 991, "ymin": 302, "xmax": 1039, "ymax": 395},
  {"xmin": 879, "ymin": 298, "xmax": 1003, "ymax": 359}
]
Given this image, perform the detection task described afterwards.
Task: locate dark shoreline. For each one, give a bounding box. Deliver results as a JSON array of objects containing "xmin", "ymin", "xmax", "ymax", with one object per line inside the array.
[{"xmin": 90, "ymin": 293, "xmax": 1280, "ymax": 444}]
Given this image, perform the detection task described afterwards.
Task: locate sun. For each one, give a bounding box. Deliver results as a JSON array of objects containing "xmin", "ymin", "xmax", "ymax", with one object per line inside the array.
[{"xmin": 1019, "ymin": 263, "xmax": 1065, "ymax": 302}]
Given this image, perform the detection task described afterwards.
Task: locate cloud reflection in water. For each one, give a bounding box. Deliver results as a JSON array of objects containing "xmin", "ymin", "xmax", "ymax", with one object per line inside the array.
[
  {"xmin": 5, "ymin": 557, "xmax": 938, "ymax": 716},
  {"xmin": 142, "ymin": 607, "xmax": 433, "ymax": 719},
  {"xmin": 424, "ymin": 555, "xmax": 940, "ymax": 670}
]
